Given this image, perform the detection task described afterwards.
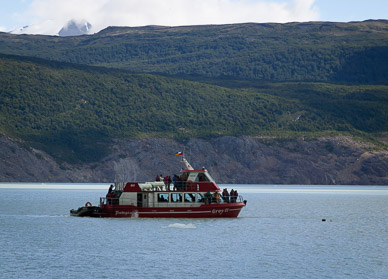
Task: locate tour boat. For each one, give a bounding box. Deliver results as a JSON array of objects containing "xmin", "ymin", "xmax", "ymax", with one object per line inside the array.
[{"xmin": 70, "ymin": 156, "xmax": 247, "ymax": 218}]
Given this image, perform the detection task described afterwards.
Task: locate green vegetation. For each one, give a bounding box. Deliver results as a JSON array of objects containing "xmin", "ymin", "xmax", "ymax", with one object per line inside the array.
[
  {"xmin": 1, "ymin": 21, "xmax": 388, "ymax": 84},
  {"xmin": 1, "ymin": 54, "xmax": 387, "ymax": 162},
  {"xmin": 0, "ymin": 20, "xmax": 387, "ymax": 163}
]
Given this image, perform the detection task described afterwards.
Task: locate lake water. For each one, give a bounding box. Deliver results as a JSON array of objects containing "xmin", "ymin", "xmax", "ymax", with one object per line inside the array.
[{"xmin": 0, "ymin": 184, "xmax": 387, "ymax": 279}]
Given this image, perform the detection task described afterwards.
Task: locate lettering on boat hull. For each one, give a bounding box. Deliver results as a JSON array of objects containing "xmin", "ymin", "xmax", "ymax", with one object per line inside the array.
[{"xmin": 212, "ymin": 208, "xmax": 229, "ymax": 215}]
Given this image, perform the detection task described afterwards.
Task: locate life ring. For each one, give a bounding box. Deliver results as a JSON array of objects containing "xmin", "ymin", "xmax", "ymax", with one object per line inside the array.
[{"xmin": 85, "ymin": 202, "xmax": 92, "ymax": 207}]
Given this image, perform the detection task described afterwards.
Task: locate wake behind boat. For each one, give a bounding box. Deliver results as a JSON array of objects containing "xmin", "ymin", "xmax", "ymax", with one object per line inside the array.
[{"xmin": 70, "ymin": 155, "xmax": 247, "ymax": 218}]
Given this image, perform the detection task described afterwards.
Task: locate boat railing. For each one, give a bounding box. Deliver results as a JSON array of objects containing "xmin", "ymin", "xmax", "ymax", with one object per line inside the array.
[
  {"xmin": 138, "ymin": 182, "xmax": 199, "ymax": 191},
  {"xmin": 100, "ymin": 195, "xmax": 245, "ymax": 207},
  {"xmin": 220, "ymin": 195, "xmax": 244, "ymax": 203},
  {"xmin": 114, "ymin": 182, "xmax": 126, "ymax": 191},
  {"xmin": 115, "ymin": 181, "xmax": 218, "ymax": 192},
  {"xmin": 100, "ymin": 197, "xmax": 120, "ymax": 206}
]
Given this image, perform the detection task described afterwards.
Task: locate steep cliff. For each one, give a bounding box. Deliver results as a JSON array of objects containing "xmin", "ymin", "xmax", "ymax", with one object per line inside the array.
[{"xmin": 1, "ymin": 134, "xmax": 387, "ymax": 185}]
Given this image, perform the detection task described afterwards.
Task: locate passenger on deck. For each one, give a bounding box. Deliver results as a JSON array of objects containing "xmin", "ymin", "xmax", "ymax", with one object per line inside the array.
[
  {"xmin": 230, "ymin": 189, "xmax": 235, "ymax": 203},
  {"xmin": 175, "ymin": 175, "xmax": 180, "ymax": 190},
  {"xmin": 205, "ymin": 191, "xmax": 211, "ymax": 204},
  {"xmin": 164, "ymin": 175, "xmax": 168, "ymax": 188},
  {"xmin": 173, "ymin": 175, "xmax": 177, "ymax": 186},
  {"xmin": 107, "ymin": 184, "xmax": 115, "ymax": 204},
  {"xmin": 234, "ymin": 190, "xmax": 239, "ymax": 202},
  {"xmin": 222, "ymin": 188, "xmax": 229, "ymax": 203},
  {"xmin": 179, "ymin": 175, "xmax": 184, "ymax": 190},
  {"xmin": 173, "ymin": 175, "xmax": 178, "ymax": 190},
  {"xmin": 178, "ymin": 175, "xmax": 183, "ymax": 190},
  {"xmin": 213, "ymin": 191, "xmax": 220, "ymax": 204}
]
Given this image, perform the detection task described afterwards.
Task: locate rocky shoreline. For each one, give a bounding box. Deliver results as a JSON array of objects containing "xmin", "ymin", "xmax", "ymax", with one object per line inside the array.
[{"xmin": 1, "ymin": 134, "xmax": 387, "ymax": 185}]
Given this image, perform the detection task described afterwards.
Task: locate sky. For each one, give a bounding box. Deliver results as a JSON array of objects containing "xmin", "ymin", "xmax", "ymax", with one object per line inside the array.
[{"xmin": 0, "ymin": 0, "xmax": 387, "ymax": 35}]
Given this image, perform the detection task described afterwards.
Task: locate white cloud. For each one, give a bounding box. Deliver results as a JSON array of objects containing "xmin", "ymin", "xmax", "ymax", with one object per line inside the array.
[{"xmin": 14, "ymin": 0, "xmax": 319, "ymax": 35}]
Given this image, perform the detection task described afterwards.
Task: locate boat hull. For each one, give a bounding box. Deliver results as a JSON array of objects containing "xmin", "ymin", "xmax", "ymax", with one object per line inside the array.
[
  {"xmin": 92, "ymin": 202, "xmax": 246, "ymax": 218},
  {"xmin": 70, "ymin": 206, "xmax": 100, "ymax": 217}
]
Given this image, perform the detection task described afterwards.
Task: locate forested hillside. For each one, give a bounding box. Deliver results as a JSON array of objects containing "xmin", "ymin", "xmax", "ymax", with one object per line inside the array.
[
  {"xmin": 0, "ymin": 20, "xmax": 388, "ymax": 84},
  {"xmin": 1, "ymin": 53, "xmax": 387, "ymax": 163},
  {"xmin": 0, "ymin": 20, "xmax": 387, "ymax": 183}
]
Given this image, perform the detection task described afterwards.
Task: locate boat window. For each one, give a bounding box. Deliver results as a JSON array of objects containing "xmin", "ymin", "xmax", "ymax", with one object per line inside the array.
[
  {"xmin": 204, "ymin": 172, "xmax": 215, "ymax": 182},
  {"xmin": 197, "ymin": 193, "xmax": 204, "ymax": 203},
  {"xmin": 184, "ymin": 193, "xmax": 195, "ymax": 203},
  {"xmin": 171, "ymin": 193, "xmax": 182, "ymax": 203},
  {"xmin": 187, "ymin": 172, "xmax": 198, "ymax": 181},
  {"xmin": 195, "ymin": 173, "xmax": 209, "ymax": 182},
  {"xmin": 157, "ymin": 193, "xmax": 169, "ymax": 202}
]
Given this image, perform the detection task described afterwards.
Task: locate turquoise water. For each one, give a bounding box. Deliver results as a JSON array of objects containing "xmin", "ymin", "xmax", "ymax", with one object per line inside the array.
[{"xmin": 0, "ymin": 184, "xmax": 387, "ymax": 279}]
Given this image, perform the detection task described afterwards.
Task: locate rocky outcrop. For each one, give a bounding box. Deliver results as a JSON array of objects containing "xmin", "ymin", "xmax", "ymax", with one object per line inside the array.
[{"xmin": 0, "ymin": 134, "xmax": 387, "ymax": 185}]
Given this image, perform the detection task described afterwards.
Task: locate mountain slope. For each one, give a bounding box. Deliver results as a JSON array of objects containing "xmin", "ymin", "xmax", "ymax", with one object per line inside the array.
[
  {"xmin": 1, "ymin": 21, "xmax": 387, "ymax": 183},
  {"xmin": 1, "ymin": 53, "xmax": 387, "ymax": 164},
  {"xmin": 1, "ymin": 20, "xmax": 388, "ymax": 83}
]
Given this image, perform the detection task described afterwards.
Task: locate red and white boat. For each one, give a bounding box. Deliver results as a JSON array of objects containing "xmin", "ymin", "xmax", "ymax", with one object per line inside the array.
[{"xmin": 70, "ymin": 156, "xmax": 247, "ymax": 218}]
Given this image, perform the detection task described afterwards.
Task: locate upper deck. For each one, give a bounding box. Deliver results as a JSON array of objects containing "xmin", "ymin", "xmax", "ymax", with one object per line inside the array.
[
  {"xmin": 120, "ymin": 168, "xmax": 220, "ymax": 193},
  {"xmin": 115, "ymin": 156, "xmax": 221, "ymax": 193}
]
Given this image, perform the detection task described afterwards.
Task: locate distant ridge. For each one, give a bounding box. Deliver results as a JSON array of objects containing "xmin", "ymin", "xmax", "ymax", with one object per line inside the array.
[{"xmin": 1, "ymin": 20, "xmax": 387, "ymax": 84}]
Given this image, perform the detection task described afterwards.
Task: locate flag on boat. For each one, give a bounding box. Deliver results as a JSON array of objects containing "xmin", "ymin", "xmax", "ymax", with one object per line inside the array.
[{"xmin": 175, "ymin": 152, "xmax": 183, "ymax": 156}]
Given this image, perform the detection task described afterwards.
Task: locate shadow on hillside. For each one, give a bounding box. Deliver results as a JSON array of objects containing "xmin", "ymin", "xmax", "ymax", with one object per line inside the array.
[
  {"xmin": 26, "ymin": 128, "xmax": 110, "ymax": 164},
  {"xmin": 331, "ymin": 46, "xmax": 388, "ymax": 84}
]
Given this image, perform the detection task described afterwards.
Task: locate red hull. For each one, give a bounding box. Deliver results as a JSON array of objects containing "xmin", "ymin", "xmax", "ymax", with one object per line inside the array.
[{"xmin": 94, "ymin": 202, "xmax": 246, "ymax": 218}]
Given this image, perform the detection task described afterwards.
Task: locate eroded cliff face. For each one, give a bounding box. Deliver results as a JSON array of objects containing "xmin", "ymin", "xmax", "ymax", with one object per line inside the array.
[{"xmin": 1, "ymin": 134, "xmax": 387, "ymax": 185}]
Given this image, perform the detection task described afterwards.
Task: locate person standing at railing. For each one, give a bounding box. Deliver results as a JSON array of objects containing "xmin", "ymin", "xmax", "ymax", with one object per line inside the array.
[
  {"xmin": 234, "ymin": 190, "xmax": 238, "ymax": 202},
  {"xmin": 168, "ymin": 176, "xmax": 172, "ymax": 190},
  {"xmin": 230, "ymin": 189, "xmax": 238, "ymax": 203},
  {"xmin": 222, "ymin": 188, "xmax": 229, "ymax": 203},
  {"xmin": 213, "ymin": 191, "xmax": 220, "ymax": 204},
  {"xmin": 173, "ymin": 175, "xmax": 178, "ymax": 190},
  {"xmin": 205, "ymin": 191, "xmax": 211, "ymax": 204},
  {"xmin": 164, "ymin": 175, "xmax": 169, "ymax": 190},
  {"xmin": 107, "ymin": 184, "xmax": 115, "ymax": 204}
]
